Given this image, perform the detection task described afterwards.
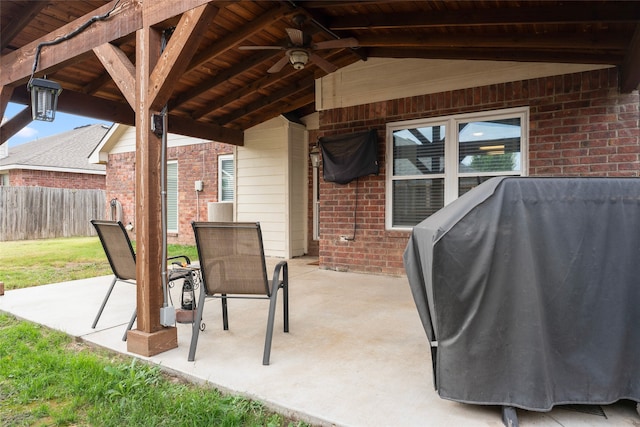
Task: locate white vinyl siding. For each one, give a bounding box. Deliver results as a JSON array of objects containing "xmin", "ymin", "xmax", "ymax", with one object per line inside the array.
[
  {"xmin": 106, "ymin": 125, "xmax": 210, "ymax": 154},
  {"xmin": 237, "ymin": 117, "xmax": 306, "ymax": 258}
]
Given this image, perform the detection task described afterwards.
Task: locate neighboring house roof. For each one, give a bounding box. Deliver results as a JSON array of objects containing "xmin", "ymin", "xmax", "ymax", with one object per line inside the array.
[{"xmin": 0, "ymin": 124, "xmax": 108, "ymax": 175}]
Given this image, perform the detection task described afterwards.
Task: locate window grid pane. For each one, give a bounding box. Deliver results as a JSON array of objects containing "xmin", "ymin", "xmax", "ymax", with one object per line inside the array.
[
  {"xmin": 392, "ymin": 179, "xmax": 444, "ymax": 227},
  {"xmin": 393, "ymin": 125, "xmax": 446, "ymax": 176},
  {"xmin": 458, "ymin": 118, "xmax": 522, "ymax": 174}
]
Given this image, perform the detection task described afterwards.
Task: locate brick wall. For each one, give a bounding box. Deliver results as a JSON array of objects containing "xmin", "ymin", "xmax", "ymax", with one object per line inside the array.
[
  {"xmin": 10, "ymin": 169, "xmax": 105, "ymax": 190},
  {"xmin": 317, "ymin": 68, "xmax": 640, "ymax": 276},
  {"xmin": 106, "ymin": 141, "xmax": 233, "ymax": 245}
]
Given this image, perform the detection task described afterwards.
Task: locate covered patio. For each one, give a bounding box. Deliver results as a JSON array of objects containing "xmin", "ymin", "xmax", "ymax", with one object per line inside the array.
[{"xmin": 0, "ymin": 258, "xmax": 638, "ymax": 426}]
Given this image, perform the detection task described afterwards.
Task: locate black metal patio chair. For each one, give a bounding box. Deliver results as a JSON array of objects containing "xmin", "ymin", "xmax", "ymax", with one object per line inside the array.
[
  {"xmin": 90, "ymin": 219, "xmax": 191, "ymax": 341},
  {"xmin": 188, "ymin": 221, "xmax": 289, "ymax": 365}
]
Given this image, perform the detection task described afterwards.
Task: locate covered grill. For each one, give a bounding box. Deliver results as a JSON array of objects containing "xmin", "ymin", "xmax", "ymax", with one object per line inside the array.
[{"xmin": 404, "ymin": 177, "xmax": 640, "ymax": 413}]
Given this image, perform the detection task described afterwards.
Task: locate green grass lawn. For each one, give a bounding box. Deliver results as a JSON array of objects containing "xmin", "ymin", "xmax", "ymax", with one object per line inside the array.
[
  {"xmin": 0, "ymin": 237, "xmax": 307, "ymax": 426},
  {"xmin": 0, "ymin": 237, "xmax": 199, "ymax": 290},
  {"xmin": 0, "ymin": 313, "xmax": 302, "ymax": 426}
]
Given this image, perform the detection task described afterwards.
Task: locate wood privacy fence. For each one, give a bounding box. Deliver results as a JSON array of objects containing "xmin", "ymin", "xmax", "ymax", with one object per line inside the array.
[{"xmin": 0, "ymin": 186, "xmax": 106, "ymax": 241}]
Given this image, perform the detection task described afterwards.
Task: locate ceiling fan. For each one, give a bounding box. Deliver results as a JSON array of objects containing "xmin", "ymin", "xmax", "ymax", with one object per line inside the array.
[{"xmin": 239, "ymin": 14, "xmax": 358, "ymax": 74}]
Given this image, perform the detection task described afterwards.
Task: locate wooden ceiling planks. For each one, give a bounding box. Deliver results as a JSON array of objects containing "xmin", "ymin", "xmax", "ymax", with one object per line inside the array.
[{"xmin": 1, "ymin": 0, "xmax": 639, "ymax": 145}]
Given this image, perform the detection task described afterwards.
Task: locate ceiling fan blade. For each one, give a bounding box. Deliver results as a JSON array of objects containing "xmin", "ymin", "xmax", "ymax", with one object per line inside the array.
[
  {"xmin": 267, "ymin": 55, "xmax": 290, "ymax": 73},
  {"xmin": 310, "ymin": 53, "xmax": 338, "ymax": 74},
  {"xmin": 238, "ymin": 45, "xmax": 285, "ymax": 51},
  {"xmin": 286, "ymin": 28, "xmax": 305, "ymax": 46},
  {"xmin": 313, "ymin": 37, "xmax": 359, "ymax": 50}
]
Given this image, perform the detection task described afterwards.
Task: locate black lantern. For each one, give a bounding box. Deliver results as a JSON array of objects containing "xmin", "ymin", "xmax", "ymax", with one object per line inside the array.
[
  {"xmin": 28, "ymin": 78, "xmax": 62, "ymax": 122},
  {"xmin": 309, "ymin": 143, "xmax": 321, "ymax": 168},
  {"xmin": 181, "ymin": 275, "xmax": 195, "ymax": 311}
]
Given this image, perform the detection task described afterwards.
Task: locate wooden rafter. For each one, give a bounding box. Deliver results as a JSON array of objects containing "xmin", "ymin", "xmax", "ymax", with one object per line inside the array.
[
  {"xmin": 93, "ymin": 43, "xmax": 137, "ymax": 107},
  {"xmin": 326, "ymin": 3, "xmax": 640, "ymax": 30},
  {"xmin": 148, "ymin": 4, "xmax": 220, "ymax": 110},
  {"xmin": 366, "ymin": 47, "xmax": 625, "ymax": 65},
  {"xmin": 356, "ymin": 33, "xmax": 630, "ymax": 51},
  {"xmin": 0, "ymin": 106, "xmax": 31, "ymax": 146},
  {"xmin": 171, "ymin": 49, "xmax": 281, "ymax": 111},
  {"xmin": 185, "ymin": 4, "xmax": 294, "ymax": 74},
  {"xmin": 0, "ymin": 1, "xmax": 49, "ymax": 51},
  {"xmin": 217, "ymin": 74, "xmax": 316, "ymax": 125}
]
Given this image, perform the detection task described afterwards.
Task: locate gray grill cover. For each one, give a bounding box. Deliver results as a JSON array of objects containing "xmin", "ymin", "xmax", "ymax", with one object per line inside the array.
[{"xmin": 403, "ymin": 177, "xmax": 640, "ymax": 411}]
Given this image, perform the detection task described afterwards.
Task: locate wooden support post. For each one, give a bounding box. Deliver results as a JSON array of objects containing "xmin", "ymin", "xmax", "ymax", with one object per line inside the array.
[
  {"xmin": 126, "ymin": 21, "xmax": 177, "ymax": 356},
  {"xmin": 125, "ymin": 1, "xmax": 219, "ymax": 356}
]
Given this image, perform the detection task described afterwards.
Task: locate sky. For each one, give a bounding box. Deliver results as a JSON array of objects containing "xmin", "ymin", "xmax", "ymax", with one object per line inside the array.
[{"xmin": 3, "ymin": 102, "xmax": 112, "ymax": 147}]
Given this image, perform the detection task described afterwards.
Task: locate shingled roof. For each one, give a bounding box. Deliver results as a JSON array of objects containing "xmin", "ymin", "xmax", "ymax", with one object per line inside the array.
[{"xmin": 0, "ymin": 124, "xmax": 108, "ymax": 174}]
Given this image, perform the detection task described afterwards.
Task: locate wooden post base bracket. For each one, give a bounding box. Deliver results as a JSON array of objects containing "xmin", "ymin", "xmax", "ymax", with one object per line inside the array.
[{"xmin": 126, "ymin": 327, "xmax": 177, "ymax": 357}]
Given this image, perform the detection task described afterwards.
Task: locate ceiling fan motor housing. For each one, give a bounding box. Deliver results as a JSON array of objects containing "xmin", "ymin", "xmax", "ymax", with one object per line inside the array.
[{"xmin": 288, "ymin": 49, "xmax": 309, "ymax": 70}]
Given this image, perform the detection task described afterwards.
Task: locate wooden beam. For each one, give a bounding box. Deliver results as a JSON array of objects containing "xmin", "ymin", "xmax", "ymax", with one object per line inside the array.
[
  {"xmin": 327, "ymin": 3, "xmax": 640, "ymax": 30},
  {"xmin": 0, "ymin": 0, "xmax": 216, "ymax": 87},
  {"xmin": 8, "ymin": 87, "xmax": 242, "ymax": 144},
  {"xmin": 356, "ymin": 32, "xmax": 629, "ymax": 51},
  {"xmin": 193, "ymin": 69, "xmax": 296, "ymax": 119},
  {"xmin": 93, "ymin": 43, "xmax": 137, "ymax": 107},
  {"xmin": 129, "ymin": 21, "xmax": 168, "ymax": 345},
  {"xmin": 168, "ymin": 115, "xmax": 243, "ymax": 146},
  {"xmin": 620, "ymin": 25, "xmax": 640, "ymax": 93},
  {"xmin": 0, "ymin": 106, "xmax": 32, "ymax": 146},
  {"xmin": 185, "ymin": 5, "xmax": 293, "ymax": 73},
  {"xmin": 149, "ymin": 4, "xmax": 220, "ymax": 110},
  {"xmin": 0, "ymin": 0, "xmax": 141, "ymax": 86},
  {"xmin": 217, "ymin": 74, "xmax": 315, "ymax": 125},
  {"xmin": 0, "ymin": 1, "xmax": 48, "ymax": 50},
  {"xmin": 172, "ymin": 49, "xmax": 281, "ymax": 111},
  {"xmin": 238, "ymin": 91, "xmax": 316, "ymax": 130},
  {"xmin": 9, "ymin": 87, "xmax": 134, "ymax": 124},
  {"xmin": 366, "ymin": 47, "xmax": 624, "ymax": 65},
  {"xmin": 0, "ymin": 86, "xmax": 14, "ymax": 122},
  {"xmin": 142, "ymin": 0, "xmax": 217, "ymax": 29}
]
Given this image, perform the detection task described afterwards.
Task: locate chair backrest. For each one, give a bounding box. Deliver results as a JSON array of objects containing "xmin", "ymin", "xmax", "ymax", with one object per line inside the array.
[
  {"xmin": 192, "ymin": 222, "xmax": 270, "ymax": 296},
  {"xmin": 91, "ymin": 220, "xmax": 136, "ymax": 281}
]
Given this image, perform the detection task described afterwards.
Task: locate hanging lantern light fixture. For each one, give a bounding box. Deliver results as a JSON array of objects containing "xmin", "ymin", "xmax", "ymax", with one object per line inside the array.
[
  {"xmin": 309, "ymin": 143, "xmax": 321, "ymax": 168},
  {"xmin": 28, "ymin": 77, "xmax": 62, "ymax": 122}
]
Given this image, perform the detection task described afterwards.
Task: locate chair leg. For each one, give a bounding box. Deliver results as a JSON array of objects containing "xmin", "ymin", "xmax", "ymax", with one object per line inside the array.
[
  {"xmin": 283, "ymin": 281, "xmax": 289, "ymax": 333},
  {"xmin": 188, "ymin": 286, "xmax": 207, "ymax": 362},
  {"xmin": 263, "ymin": 289, "xmax": 279, "ymax": 365},
  {"xmin": 122, "ymin": 309, "xmax": 136, "ymax": 341},
  {"xmin": 221, "ymin": 294, "xmax": 228, "ymax": 330},
  {"xmin": 92, "ymin": 277, "xmax": 118, "ymax": 328}
]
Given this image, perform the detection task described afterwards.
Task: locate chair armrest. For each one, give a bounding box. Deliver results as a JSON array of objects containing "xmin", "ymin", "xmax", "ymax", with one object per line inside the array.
[
  {"xmin": 272, "ymin": 260, "xmax": 288, "ymax": 287},
  {"xmin": 167, "ymin": 255, "xmax": 191, "ymax": 266}
]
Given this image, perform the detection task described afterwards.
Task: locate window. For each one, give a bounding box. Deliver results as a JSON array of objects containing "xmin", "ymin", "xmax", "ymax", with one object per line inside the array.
[
  {"xmin": 218, "ymin": 155, "xmax": 234, "ymax": 202},
  {"xmin": 386, "ymin": 107, "xmax": 528, "ymax": 229},
  {"xmin": 167, "ymin": 161, "xmax": 178, "ymax": 233}
]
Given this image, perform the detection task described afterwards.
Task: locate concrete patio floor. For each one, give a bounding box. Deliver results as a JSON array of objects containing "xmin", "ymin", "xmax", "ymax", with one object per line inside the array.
[{"xmin": 0, "ymin": 256, "xmax": 638, "ymax": 426}]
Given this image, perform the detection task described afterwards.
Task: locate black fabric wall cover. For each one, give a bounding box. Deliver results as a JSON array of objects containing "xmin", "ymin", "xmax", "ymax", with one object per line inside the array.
[{"xmin": 320, "ymin": 129, "xmax": 378, "ymax": 184}]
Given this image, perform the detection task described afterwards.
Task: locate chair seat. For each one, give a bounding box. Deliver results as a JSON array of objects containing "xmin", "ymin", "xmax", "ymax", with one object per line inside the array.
[
  {"xmin": 91, "ymin": 219, "xmax": 192, "ymax": 341},
  {"xmin": 188, "ymin": 221, "xmax": 289, "ymax": 365}
]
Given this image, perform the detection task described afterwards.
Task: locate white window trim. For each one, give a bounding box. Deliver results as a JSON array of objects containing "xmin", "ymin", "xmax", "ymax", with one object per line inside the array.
[
  {"xmin": 385, "ymin": 106, "xmax": 529, "ymax": 230},
  {"xmin": 218, "ymin": 154, "xmax": 234, "ymax": 202}
]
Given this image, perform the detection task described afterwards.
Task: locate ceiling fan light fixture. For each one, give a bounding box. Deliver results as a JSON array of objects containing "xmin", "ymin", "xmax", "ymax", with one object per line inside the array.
[{"xmin": 289, "ymin": 50, "xmax": 308, "ymax": 70}]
